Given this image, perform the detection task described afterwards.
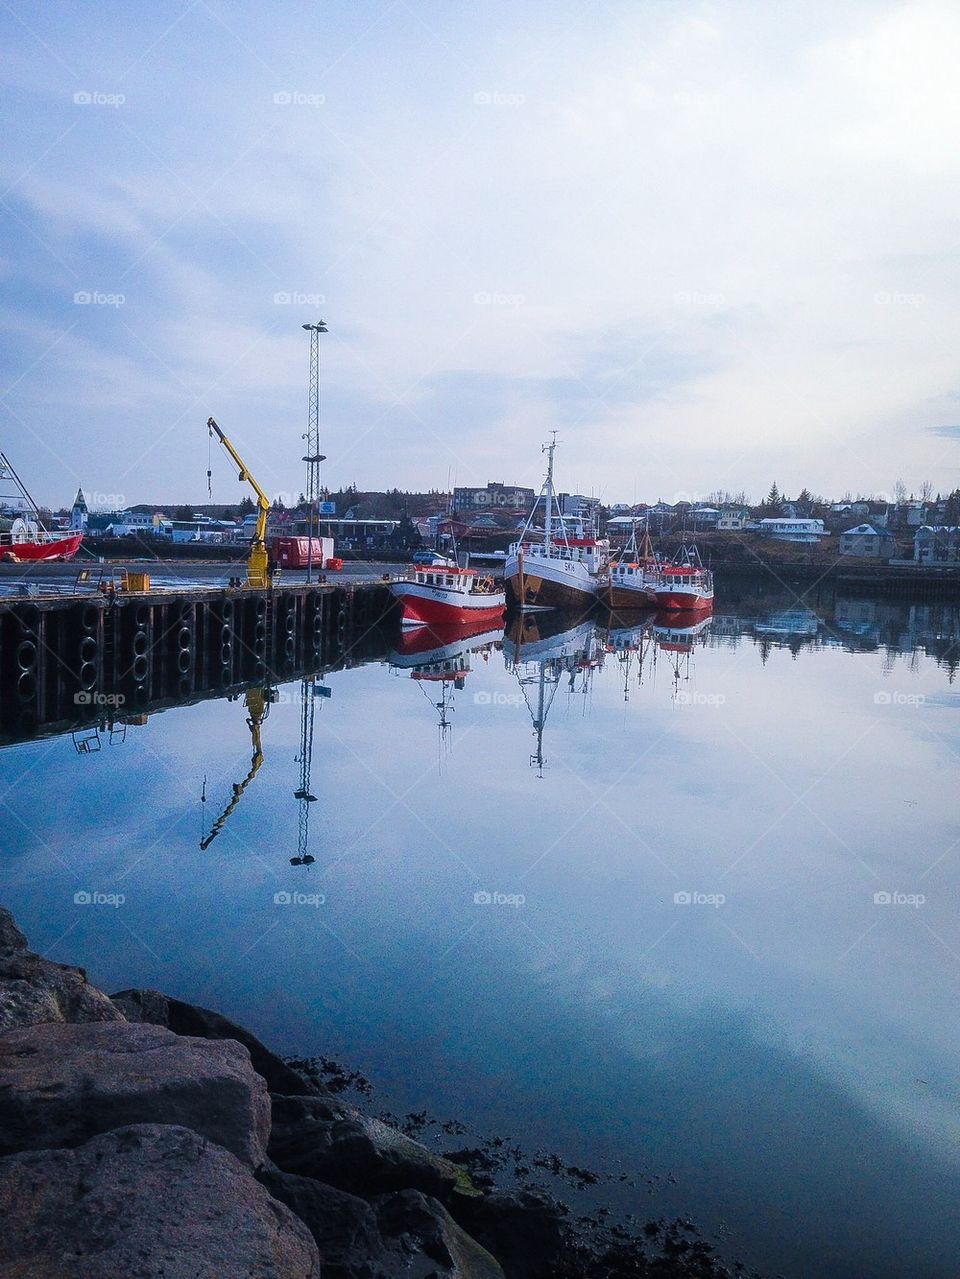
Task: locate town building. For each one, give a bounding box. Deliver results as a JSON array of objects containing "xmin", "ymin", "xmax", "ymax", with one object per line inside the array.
[
  {"xmin": 69, "ymin": 489, "xmax": 88, "ymax": 532},
  {"xmin": 914, "ymin": 525, "xmax": 960, "ymax": 564},
  {"xmin": 754, "ymin": 518, "xmax": 827, "ymax": 544},
  {"xmin": 452, "ymin": 482, "xmax": 534, "ymax": 512},
  {"xmin": 838, "ymin": 523, "xmax": 897, "ymax": 560}
]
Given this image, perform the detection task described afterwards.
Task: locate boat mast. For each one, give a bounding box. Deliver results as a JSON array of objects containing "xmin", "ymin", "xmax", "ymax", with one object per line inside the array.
[{"xmin": 542, "ymin": 433, "xmax": 556, "ymax": 551}]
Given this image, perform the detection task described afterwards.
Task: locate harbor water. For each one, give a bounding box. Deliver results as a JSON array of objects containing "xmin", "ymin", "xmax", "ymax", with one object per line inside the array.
[{"xmin": 1, "ymin": 586, "xmax": 959, "ymax": 1278}]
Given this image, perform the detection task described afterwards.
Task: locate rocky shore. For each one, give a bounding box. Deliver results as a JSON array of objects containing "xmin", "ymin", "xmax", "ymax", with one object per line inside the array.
[{"xmin": 0, "ymin": 906, "xmax": 765, "ymax": 1278}]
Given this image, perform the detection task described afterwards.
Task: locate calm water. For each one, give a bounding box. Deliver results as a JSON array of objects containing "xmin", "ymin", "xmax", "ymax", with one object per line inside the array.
[{"xmin": 2, "ymin": 589, "xmax": 959, "ymax": 1278}]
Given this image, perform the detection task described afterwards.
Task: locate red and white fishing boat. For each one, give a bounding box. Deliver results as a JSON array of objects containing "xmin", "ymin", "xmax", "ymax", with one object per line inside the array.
[
  {"xmin": 505, "ymin": 436, "xmax": 609, "ymax": 611},
  {"xmin": 654, "ymin": 546, "xmax": 714, "ymax": 611},
  {"xmin": 0, "ymin": 451, "xmax": 84, "ymax": 562},
  {"xmin": 389, "ymin": 562, "xmax": 505, "ymax": 627}
]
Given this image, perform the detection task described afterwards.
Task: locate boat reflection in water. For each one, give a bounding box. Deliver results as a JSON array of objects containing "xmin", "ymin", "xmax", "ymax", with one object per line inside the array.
[
  {"xmin": 652, "ymin": 607, "xmax": 714, "ymax": 699},
  {"xmin": 601, "ymin": 618, "xmax": 655, "ymax": 702},
  {"xmin": 505, "ymin": 612, "xmax": 604, "ymax": 776},
  {"xmin": 388, "ymin": 618, "xmax": 503, "ymax": 765}
]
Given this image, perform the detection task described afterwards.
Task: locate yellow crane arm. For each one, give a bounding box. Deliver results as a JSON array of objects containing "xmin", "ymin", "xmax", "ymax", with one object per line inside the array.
[{"xmin": 207, "ymin": 416, "xmax": 272, "ymax": 588}]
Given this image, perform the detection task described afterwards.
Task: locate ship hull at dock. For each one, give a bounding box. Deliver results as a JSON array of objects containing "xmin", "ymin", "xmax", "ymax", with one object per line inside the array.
[
  {"xmin": 504, "ymin": 552, "xmax": 598, "ymax": 613},
  {"xmin": 389, "ymin": 580, "xmax": 505, "ymax": 627},
  {"xmin": 655, "ymin": 587, "xmax": 714, "ymax": 611},
  {"xmin": 597, "ymin": 583, "xmax": 656, "ymax": 610}
]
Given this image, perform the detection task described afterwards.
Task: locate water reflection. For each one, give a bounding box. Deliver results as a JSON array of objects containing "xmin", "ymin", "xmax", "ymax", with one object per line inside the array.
[{"xmin": 1, "ymin": 589, "xmax": 960, "ymax": 1279}]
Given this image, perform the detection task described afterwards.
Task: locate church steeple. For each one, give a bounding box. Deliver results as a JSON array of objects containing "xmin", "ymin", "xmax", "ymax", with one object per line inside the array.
[{"xmin": 70, "ymin": 488, "xmax": 88, "ymax": 531}]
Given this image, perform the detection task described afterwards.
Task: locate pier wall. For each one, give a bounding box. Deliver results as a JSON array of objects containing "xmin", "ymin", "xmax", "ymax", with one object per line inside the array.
[{"xmin": 0, "ymin": 583, "xmax": 398, "ymax": 744}]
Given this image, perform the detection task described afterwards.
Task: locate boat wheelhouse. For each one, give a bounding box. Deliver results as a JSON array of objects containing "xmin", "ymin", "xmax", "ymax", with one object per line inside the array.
[{"xmin": 389, "ymin": 563, "xmax": 505, "ymax": 627}]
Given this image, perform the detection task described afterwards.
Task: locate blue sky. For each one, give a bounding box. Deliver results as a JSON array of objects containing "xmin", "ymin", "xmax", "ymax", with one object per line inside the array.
[{"xmin": 2, "ymin": 0, "xmax": 959, "ymax": 509}]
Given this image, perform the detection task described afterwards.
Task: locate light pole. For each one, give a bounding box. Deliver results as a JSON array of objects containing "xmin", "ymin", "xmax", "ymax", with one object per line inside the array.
[{"xmin": 301, "ymin": 321, "xmax": 328, "ymax": 583}]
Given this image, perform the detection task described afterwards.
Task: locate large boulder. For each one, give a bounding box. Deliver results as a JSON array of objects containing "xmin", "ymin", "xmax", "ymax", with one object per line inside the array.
[
  {"xmin": 0, "ymin": 1123, "xmax": 320, "ymax": 1278},
  {"xmin": 450, "ymin": 1188, "xmax": 569, "ymax": 1279},
  {"xmin": 0, "ymin": 1020, "xmax": 269, "ymax": 1167},
  {"xmin": 111, "ymin": 986, "xmax": 320, "ymax": 1096},
  {"xmin": 259, "ymin": 1164, "xmax": 393, "ymax": 1279},
  {"xmin": 0, "ymin": 907, "xmax": 124, "ymax": 1031},
  {"xmin": 375, "ymin": 1189, "xmax": 506, "ymax": 1278},
  {"xmin": 270, "ymin": 1092, "xmax": 463, "ymax": 1199},
  {"xmin": 260, "ymin": 1166, "xmax": 506, "ymax": 1279}
]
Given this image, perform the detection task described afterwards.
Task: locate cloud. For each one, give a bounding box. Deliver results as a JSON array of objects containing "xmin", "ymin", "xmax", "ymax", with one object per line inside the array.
[{"xmin": 2, "ymin": 0, "xmax": 960, "ymax": 503}]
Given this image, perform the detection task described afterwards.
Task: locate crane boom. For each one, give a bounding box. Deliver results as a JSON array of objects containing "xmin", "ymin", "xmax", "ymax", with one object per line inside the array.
[{"xmin": 207, "ymin": 417, "xmax": 271, "ymax": 588}]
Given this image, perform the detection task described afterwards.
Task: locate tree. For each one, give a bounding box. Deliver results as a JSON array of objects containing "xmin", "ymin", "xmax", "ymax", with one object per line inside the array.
[
  {"xmin": 765, "ymin": 482, "xmax": 780, "ymax": 508},
  {"xmin": 920, "ymin": 479, "xmax": 934, "ymax": 502},
  {"xmin": 797, "ymin": 487, "xmax": 812, "ymax": 504},
  {"xmin": 893, "ymin": 479, "xmax": 907, "ymax": 505},
  {"xmin": 174, "ymin": 505, "xmax": 193, "ymax": 521},
  {"xmin": 239, "ymin": 496, "xmax": 255, "ymax": 515}
]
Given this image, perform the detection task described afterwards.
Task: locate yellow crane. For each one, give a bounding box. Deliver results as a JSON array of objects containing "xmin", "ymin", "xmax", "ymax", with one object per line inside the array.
[{"xmin": 207, "ymin": 416, "xmax": 272, "ymax": 589}]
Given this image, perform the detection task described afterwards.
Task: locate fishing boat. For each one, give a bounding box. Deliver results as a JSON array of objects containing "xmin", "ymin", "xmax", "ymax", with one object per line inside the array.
[
  {"xmin": 389, "ymin": 562, "xmax": 505, "ymax": 627},
  {"xmin": 597, "ymin": 520, "xmax": 659, "ymax": 612},
  {"xmin": 654, "ymin": 545, "xmax": 714, "ymax": 610},
  {"xmin": 504, "ymin": 436, "xmax": 609, "ymax": 612},
  {"xmin": 0, "ymin": 450, "xmax": 84, "ymax": 562}
]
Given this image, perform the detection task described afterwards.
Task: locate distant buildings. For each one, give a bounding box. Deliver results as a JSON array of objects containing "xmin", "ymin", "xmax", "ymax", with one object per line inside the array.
[
  {"xmin": 839, "ymin": 523, "xmax": 896, "ymax": 560},
  {"xmin": 754, "ymin": 518, "xmax": 826, "ymax": 544},
  {"xmin": 452, "ymin": 482, "xmax": 534, "ymax": 512},
  {"xmin": 914, "ymin": 525, "xmax": 960, "ymax": 564}
]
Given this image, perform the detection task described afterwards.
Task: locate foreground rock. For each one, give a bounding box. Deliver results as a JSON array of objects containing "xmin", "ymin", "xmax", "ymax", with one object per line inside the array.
[
  {"xmin": 0, "ymin": 1123, "xmax": 320, "ymax": 1278},
  {"xmin": 0, "ymin": 906, "xmax": 123, "ymax": 1031},
  {"xmin": 270, "ymin": 1091, "xmax": 464, "ymax": 1199},
  {"xmin": 261, "ymin": 1166, "xmax": 505, "ymax": 1279},
  {"xmin": 111, "ymin": 986, "xmax": 319, "ymax": 1096},
  {"xmin": 0, "ymin": 1020, "xmax": 269, "ymax": 1167}
]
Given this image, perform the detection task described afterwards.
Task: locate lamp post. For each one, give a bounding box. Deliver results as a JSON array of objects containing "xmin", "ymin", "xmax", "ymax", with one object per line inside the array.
[{"xmin": 301, "ymin": 322, "xmax": 328, "ymax": 583}]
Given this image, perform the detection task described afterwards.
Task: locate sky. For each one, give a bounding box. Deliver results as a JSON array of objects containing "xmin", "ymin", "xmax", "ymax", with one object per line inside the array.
[{"xmin": 2, "ymin": 0, "xmax": 960, "ymax": 510}]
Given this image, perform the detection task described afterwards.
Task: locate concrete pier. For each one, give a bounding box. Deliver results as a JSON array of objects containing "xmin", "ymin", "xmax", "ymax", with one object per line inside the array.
[{"xmin": 0, "ymin": 582, "xmax": 398, "ymax": 744}]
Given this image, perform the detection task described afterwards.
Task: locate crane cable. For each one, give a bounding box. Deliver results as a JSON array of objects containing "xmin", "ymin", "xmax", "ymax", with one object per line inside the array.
[{"xmin": 206, "ymin": 425, "xmax": 213, "ymax": 499}]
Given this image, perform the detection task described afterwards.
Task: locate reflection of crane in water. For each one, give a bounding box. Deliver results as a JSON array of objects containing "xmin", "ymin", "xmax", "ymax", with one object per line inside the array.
[
  {"xmin": 200, "ymin": 687, "xmax": 273, "ymax": 849},
  {"xmin": 290, "ymin": 676, "xmax": 321, "ymax": 867}
]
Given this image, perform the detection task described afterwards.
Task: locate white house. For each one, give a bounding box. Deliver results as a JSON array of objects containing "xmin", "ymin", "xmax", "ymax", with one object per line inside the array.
[
  {"xmin": 717, "ymin": 515, "xmax": 746, "ymax": 531},
  {"xmin": 839, "ymin": 523, "xmax": 896, "ymax": 560},
  {"xmin": 755, "ymin": 518, "xmax": 826, "ymax": 544}
]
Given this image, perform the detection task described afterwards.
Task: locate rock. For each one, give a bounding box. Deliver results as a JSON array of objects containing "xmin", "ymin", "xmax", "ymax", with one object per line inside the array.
[
  {"xmin": 110, "ymin": 987, "xmax": 321, "ymax": 1096},
  {"xmin": 261, "ymin": 1166, "xmax": 506, "ymax": 1279},
  {"xmin": 0, "ymin": 1020, "xmax": 269, "ymax": 1167},
  {"xmin": 451, "ymin": 1188, "xmax": 569, "ymax": 1279},
  {"xmin": 0, "ymin": 908, "xmax": 28, "ymax": 955},
  {"xmin": 375, "ymin": 1188, "xmax": 507, "ymax": 1278},
  {"xmin": 270, "ymin": 1093, "xmax": 463, "ymax": 1199},
  {"xmin": 0, "ymin": 1123, "xmax": 320, "ymax": 1278},
  {"xmin": 0, "ymin": 907, "xmax": 124, "ymax": 1032},
  {"xmin": 259, "ymin": 1164, "xmax": 393, "ymax": 1279}
]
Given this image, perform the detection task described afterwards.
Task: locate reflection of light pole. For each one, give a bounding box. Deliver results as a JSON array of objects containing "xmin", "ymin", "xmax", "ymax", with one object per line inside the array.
[{"xmin": 302, "ymin": 322, "xmax": 328, "ymax": 583}]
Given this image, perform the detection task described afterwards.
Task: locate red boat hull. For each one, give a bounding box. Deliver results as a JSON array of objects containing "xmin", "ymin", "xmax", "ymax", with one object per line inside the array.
[
  {"xmin": 1, "ymin": 533, "xmax": 83, "ymax": 562},
  {"xmin": 655, "ymin": 590, "xmax": 713, "ymax": 611},
  {"xmin": 396, "ymin": 593, "xmax": 505, "ymax": 626}
]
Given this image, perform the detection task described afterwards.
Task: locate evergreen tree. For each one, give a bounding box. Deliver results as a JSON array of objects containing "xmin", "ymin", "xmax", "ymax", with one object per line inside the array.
[{"xmin": 765, "ymin": 482, "xmax": 780, "ymax": 508}]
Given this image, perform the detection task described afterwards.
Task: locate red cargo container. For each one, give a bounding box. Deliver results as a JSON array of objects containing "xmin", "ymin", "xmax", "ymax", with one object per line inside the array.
[{"xmin": 272, "ymin": 536, "xmax": 333, "ymax": 569}]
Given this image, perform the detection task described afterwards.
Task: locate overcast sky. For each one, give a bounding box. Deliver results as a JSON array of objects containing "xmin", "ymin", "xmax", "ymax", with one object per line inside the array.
[{"xmin": 2, "ymin": 0, "xmax": 960, "ymax": 509}]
